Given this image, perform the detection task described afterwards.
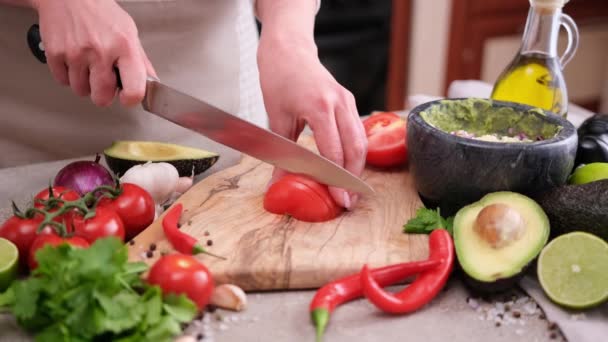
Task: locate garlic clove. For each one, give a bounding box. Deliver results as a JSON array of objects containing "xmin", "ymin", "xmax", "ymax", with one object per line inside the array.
[{"xmin": 209, "ymin": 284, "xmax": 247, "ymax": 311}]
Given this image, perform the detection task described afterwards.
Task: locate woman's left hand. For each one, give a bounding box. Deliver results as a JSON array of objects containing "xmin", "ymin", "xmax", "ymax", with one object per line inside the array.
[{"xmin": 257, "ymin": 34, "xmax": 367, "ymax": 210}]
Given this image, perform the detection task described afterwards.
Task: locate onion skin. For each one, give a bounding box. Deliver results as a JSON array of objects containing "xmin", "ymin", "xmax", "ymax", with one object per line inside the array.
[{"xmin": 54, "ymin": 155, "xmax": 114, "ymax": 196}]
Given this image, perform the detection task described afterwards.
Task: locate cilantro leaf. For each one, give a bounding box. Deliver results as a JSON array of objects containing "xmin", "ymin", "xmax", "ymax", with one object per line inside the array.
[
  {"xmin": 1, "ymin": 237, "xmax": 198, "ymax": 342},
  {"xmin": 404, "ymin": 207, "xmax": 454, "ymax": 236}
]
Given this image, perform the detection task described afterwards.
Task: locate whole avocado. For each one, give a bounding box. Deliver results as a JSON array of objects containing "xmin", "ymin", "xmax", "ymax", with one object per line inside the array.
[{"xmin": 532, "ymin": 179, "xmax": 608, "ymax": 242}]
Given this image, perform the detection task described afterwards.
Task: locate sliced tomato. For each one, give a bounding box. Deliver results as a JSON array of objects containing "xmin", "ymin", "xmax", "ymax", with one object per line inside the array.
[
  {"xmin": 263, "ymin": 174, "xmax": 342, "ymax": 222},
  {"xmin": 362, "ymin": 112, "xmax": 408, "ymax": 168}
]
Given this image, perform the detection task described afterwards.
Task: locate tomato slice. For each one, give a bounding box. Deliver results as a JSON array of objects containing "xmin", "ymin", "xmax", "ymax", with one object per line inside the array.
[
  {"xmin": 264, "ymin": 174, "xmax": 342, "ymax": 222},
  {"xmin": 362, "ymin": 112, "xmax": 408, "ymax": 168}
]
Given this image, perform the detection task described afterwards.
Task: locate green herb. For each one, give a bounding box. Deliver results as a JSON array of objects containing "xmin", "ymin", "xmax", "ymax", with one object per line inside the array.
[
  {"xmin": 403, "ymin": 207, "xmax": 454, "ymax": 236},
  {"xmin": 0, "ymin": 237, "xmax": 197, "ymax": 342}
]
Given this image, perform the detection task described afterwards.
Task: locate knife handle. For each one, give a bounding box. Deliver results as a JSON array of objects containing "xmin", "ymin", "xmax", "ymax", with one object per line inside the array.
[{"xmin": 27, "ymin": 24, "xmax": 123, "ymax": 89}]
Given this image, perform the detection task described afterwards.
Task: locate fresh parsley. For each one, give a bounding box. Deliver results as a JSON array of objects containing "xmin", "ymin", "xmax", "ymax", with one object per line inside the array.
[
  {"xmin": 403, "ymin": 207, "xmax": 454, "ymax": 236},
  {"xmin": 0, "ymin": 237, "xmax": 197, "ymax": 342}
]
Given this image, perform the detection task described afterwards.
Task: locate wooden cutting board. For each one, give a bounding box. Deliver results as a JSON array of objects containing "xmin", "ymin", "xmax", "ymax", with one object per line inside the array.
[{"xmin": 127, "ymin": 135, "xmax": 429, "ymax": 291}]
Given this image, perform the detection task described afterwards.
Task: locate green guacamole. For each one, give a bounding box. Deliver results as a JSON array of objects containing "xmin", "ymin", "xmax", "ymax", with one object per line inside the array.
[{"xmin": 419, "ymin": 98, "xmax": 562, "ymax": 142}]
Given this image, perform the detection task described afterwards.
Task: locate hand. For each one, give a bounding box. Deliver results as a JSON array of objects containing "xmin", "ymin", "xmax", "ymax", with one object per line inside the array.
[
  {"xmin": 257, "ymin": 35, "xmax": 367, "ymax": 210},
  {"xmin": 35, "ymin": 0, "xmax": 156, "ymax": 107}
]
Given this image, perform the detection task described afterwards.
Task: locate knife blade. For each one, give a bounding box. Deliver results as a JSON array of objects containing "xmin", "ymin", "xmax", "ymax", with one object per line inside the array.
[{"xmin": 26, "ymin": 24, "xmax": 374, "ymax": 196}]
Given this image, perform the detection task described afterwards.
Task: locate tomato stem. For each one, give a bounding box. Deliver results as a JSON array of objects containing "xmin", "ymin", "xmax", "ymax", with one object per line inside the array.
[{"xmin": 192, "ymin": 245, "xmax": 227, "ymax": 260}]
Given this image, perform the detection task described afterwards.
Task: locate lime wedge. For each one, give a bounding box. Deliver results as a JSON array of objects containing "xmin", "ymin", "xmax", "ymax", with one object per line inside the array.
[
  {"xmin": 0, "ymin": 238, "xmax": 19, "ymax": 292},
  {"xmin": 537, "ymin": 232, "xmax": 608, "ymax": 309}
]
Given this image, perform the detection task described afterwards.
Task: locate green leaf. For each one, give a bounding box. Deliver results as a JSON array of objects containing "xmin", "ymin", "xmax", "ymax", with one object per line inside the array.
[
  {"xmin": 0, "ymin": 286, "xmax": 15, "ymax": 308},
  {"xmin": 12, "ymin": 278, "xmax": 43, "ymax": 320},
  {"xmin": 144, "ymin": 316, "xmax": 182, "ymax": 342},
  {"xmin": 403, "ymin": 207, "xmax": 454, "ymax": 236},
  {"xmin": 141, "ymin": 286, "xmax": 163, "ymax": 327},
  {"xmin": 162, "ymin": 293, "xmax": 197, "ymax": 323}
]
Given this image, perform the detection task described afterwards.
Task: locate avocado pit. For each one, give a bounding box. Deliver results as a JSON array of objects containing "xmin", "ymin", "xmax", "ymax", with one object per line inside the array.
[{"xmin": 473, "ymin": 203, "xmax": 525, "ymax": 249}]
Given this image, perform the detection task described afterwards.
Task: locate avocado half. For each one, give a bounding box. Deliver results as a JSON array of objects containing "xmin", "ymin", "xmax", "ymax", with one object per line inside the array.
[
  {"xmin": 453, "ymin": 192, "xmax": 550, "ymax": 293},
  {"xmin": 103, "ymin": 141, "xmax": 219, "ymax": 177}
]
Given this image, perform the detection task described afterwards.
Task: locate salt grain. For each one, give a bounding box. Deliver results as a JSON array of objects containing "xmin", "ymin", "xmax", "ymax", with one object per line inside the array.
[
  {"xmin": 515, "ymin": 329, "xmax": 525, "ymax": 335},
  {"xmin": 467, "ymin": 298, "xmax": 479, "ymax": 309},
  {"xmin": 523, "ymin": 302, "xmax": 538, "ymax": 315},
  {"xmin": 218, "ymin": 324, "xmax": 228, "ymax": 331}
]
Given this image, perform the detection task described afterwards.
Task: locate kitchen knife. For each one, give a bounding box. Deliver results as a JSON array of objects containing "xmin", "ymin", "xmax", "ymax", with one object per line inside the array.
[{"xmin": 27, "ymin": 24, "xmax": 374, "ymax": 196}]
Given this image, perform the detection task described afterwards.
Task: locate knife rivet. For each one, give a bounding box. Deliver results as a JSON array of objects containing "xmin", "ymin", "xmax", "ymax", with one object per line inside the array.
[{"xmin": 38, "ymin": 41, "xmax": 45, "ymax": 52}]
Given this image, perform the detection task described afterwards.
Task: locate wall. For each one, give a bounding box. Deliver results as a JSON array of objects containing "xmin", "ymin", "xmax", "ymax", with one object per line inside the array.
[{"xmin": 407, "ymin": 0, "xmax": 452, "ymax": 97}]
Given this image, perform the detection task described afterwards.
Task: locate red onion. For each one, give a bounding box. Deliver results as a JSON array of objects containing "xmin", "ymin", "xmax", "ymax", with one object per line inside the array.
[{"xmin": 54, "ymin": 154, "xmax": 115, "ymax": 196}]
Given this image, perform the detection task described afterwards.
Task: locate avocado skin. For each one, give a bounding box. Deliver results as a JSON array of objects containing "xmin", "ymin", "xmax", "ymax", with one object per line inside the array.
[
  {"xmin": 104, "ymin": 154, "xmax": 219, "ymax": 178},
  {"xmin": 459, "ymin": 263, "xmax": 531, "ymax": 294},
  {"xmin": 532, "ymin": 179, "xmax": 608, "ymax": 242}
]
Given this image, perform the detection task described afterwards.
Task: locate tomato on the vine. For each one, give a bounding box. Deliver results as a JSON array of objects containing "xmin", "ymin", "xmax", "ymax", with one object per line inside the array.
[
  {"xmin": 98, "ymin": 183, "xmax": 155, "ymax": 241},
  {"xmin": 33, "ymin": 186, "xmax": 81, "ymax": 226},
  {"xmin": 147, "ymin": 254, "xmax": 214, "ymax": 310},
  {"xmin": 0, "ymin": 214, "xmax": 49, "ymax": 266},
  {"xmin": 72, "ymin": 206, "xmax": 125, "ymax": 243},
  {"xmin": 33, "ymin": 186, "xmax": 80, "ymax": 207},
  {"xmin": 263, "ymin": 174, "xmax": 342, "ymax": 222},
  {"xmin": 28, "ymin": 233, "xmax": 89, "ymax": 270},
  {"xmin": 362, "ymin": 112, "xmax": 408, "ymax": 168}
]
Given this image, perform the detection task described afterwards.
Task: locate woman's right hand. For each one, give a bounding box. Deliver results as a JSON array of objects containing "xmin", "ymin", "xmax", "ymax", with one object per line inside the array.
[{"xmin": 34, "ymin": 0, "xmax": 156, "ymax": 107}]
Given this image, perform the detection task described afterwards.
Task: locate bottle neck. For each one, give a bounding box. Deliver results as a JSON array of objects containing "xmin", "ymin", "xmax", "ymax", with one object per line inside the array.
[{"xmin": 520, "ymin": 6, "xmax": 561, "ymax": 57}]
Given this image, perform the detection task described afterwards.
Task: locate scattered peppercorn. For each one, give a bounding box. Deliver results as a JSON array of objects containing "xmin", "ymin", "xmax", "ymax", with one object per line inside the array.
[
  {"xmin": 149, "ymin": 243, "xmax": 157, "ymax": 251},
  {"xmin": 215, "ymin": 313, "xmax": 224, "ymax": 321},
  {"xmin": 505, "ymin": 304, "xmax": 511, "ymax": 312},
  {"xmin": 206, "ymin": 304, "xmax": 218, "ymax": 313},
  {"xmin": 146, "ymin": 250, "xmax": 154, "ymax": 258},
  {"xmin": 196, "ymin": 333, "xmax": 204, "ymax": 340},
  {"xmin": 513, "ymin": 311, "xmax": 521, "ymax": 318},
  {"xmin": 548, "ymin": 322, "xmax": 557, "ymax": 330},
  {"xmin": 204, "ymin": 231, "xmax": 210, "ymax": 236},
  {"xmin": 128, "ymin": 240, "xmax": 135, "ymax": 245},
  {"xmin": 549, "ymin": 332, "xmax": 557, "ymax": 339},
  {"xmin": 495, "ymin": 322, "xmax": 501, "ymax": 327},
  {"xmin": 497, "ymin": 313, "xmax": 504, "ymax": 319},
  {"xmin": 206, "ymin": 240, "xmax": 213, "ymax": 246}
]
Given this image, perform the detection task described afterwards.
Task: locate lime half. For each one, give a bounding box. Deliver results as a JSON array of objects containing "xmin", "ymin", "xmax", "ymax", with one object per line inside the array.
[
  {"xmin": 537, "ymin": 232, "xmax": 608, "ymax": 309},
  {"xmin": 0, "ymin": 238, "xmax": 19, "ymax": 292}
]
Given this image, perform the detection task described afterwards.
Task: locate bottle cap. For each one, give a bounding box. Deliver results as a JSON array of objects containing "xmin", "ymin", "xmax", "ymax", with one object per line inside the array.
[{"xmin": 530, "ymin": 0, "xmax": 570, "ymax": 11}]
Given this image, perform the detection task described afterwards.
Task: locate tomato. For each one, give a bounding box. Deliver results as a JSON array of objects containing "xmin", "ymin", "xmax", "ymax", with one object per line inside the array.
[
  {"xmin": 98, "ymin": 183, "xmax": 155, "ymax": 241},
  {"xmin": 362, "ymin": 112, "xmax": 408, "ymax": 168},
  {"xmin": 263, "ymin": 174, "xmax": 342, "ymax": 222},
  {"xmin": 33, "ymin": 186, "xmax": 80, "ymax": 207},
  {"xmin": 28, "ymin": 233, "xmax": 89, "ymax": 270},
  {"xmin": 72, "ymin": 206, "xmax": 125, "ymax": 243},
  {"xmin": 33, "ymin": 186, "xmax": 81, "ymax": 226},
  {"xmin": 147, "ymin": 254, "xmax": 214, "ymax": 310},
  {"xmin": 0, "ymin": 214, "xmax": 50, "ymax": 266}
]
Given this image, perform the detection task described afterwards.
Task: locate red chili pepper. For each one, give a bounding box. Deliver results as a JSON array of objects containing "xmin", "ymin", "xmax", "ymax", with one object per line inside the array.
[
  {"xmin": 309, "ymin": 258, "xmax": 441, "ymax": 341},
  {"xmin": 162, "ymin": 203, "xmax": 226, "ymax": 260},
  {"xmin": 360, "ymin": 228, "xmax": 454, "ymax": 314}
]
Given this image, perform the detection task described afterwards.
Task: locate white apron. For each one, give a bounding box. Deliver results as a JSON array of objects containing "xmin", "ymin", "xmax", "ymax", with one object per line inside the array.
[{"xmin": 0, "ymin": 0, "xmax": 268, "ymax": 169}]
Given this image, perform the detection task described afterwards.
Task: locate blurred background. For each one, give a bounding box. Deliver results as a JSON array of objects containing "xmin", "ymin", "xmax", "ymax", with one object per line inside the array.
[{"xmin": 277, "ymin": 0, "xmax": 608, "ymax": 116}]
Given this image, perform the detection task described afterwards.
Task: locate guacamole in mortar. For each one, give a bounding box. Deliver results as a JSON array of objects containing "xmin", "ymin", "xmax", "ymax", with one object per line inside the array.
[{"xmin": 419, "ymin": 98, "xmax": 562, "ymax": 143}]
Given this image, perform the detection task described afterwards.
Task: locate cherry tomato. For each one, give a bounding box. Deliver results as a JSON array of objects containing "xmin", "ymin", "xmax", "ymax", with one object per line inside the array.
[
  {"xmin": 72, "ymin": 206, "xmax": 125, "ymax": 243},
  {"xmin": 33, "ymin": 186, "xmax": 80, "ymax": 207},
  {"xmin": 147, "ymin": 254, "xmax": 214, "ymax": 310},
  {"xmin": 28, "ymin": 233, "xmax": 89, "ymax": 270},
  {"xmin": 362, "ymin": 112, "xmax": 408, "ymax": 168},
  {"xmin": 0, "ymin": 214, "xmax": 49, "ymax": 266},
  {"xmin": 98, "ymin": 183, "xmax": 155, "ymax": 241},
  {"xmin": 33, "ymin": 186, "xmax": 81, "ymax": 226},
  {"xmin": 263, "ymin": 174, "xmax": 342, "ymax": 222}
]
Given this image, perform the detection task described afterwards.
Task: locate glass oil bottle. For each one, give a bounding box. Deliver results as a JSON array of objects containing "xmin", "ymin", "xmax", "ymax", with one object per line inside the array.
[{"xmin": 491, "ymin": 0, "xmax": 579, "ymax": 118}]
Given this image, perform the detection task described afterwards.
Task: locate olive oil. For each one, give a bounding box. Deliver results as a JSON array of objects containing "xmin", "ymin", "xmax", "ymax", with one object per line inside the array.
[
  {"xmin": 490, "ymin": 0, "xmax": 578, "ymax": 118},
  {"xmin": 491, "ymin": 53, "xmax": 567, "ymax": 117}
]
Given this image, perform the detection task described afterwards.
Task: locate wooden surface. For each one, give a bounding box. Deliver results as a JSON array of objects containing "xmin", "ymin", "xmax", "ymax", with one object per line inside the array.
[{"xmin": 127, "ymin": 135, "xmax": 429, "ymax": 291}]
